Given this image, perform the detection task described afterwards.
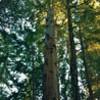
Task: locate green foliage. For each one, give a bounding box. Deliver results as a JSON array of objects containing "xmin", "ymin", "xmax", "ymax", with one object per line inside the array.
[{"xmin": 0, "ymin": 0, "xmax": 100, "ymax": 99}]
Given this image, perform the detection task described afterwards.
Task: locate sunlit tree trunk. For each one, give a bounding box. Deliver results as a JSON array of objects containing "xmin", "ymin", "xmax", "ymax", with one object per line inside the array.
[
  {"xmin": 79, "ymin": 27, "xmax": 94, "ymax": 100},
  {"xmin": 66, "ymin": 0, "xmax": 80, "ymax": 100},
  {"xmin": 42, "ymin": 0, "xmax": 60, "ymax": 100}
]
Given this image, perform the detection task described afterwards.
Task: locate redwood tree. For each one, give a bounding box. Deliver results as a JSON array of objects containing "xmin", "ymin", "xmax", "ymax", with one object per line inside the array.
[{"xmin": 42, "ymin": 0, "xmax": 60, "ymax": 100}]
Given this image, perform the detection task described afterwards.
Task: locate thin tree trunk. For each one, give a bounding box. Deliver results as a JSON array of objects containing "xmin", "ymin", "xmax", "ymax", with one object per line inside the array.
[
  {"xmin": 42, "ymin": 1, "xmax": 60, "ymax": 100},
  {"xmin": 79, "ymin": 27, "xmax": 94, "ymax": 100},
  {"xmin": 66, "ymin": 0, "xmax": 80, "ymax": 100},
  {"xmin": 31, "ymin": 52, "xmax": 35, "ymax": 100}
]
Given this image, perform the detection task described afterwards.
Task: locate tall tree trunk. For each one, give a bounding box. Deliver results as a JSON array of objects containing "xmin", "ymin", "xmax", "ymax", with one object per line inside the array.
[
  {"xmin": 66, "ymin": 0, "xmax": 80, "ymax": 100},
  {"xmin": 42, "ymin": 1, "xmax": 60, "ymax": 100},
  {"xmin": 79, "ymin": 27, "xmax": 94, "ymax": 100}
]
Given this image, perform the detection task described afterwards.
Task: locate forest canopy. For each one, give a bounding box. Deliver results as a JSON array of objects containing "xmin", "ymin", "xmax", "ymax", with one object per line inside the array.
[{"xmin": 0, "ymin": 0, "xmax": 100, "ymax": 100}]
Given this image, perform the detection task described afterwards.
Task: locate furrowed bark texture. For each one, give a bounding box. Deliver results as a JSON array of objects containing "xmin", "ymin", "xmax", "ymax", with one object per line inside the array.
[{"xmin": 43, "ymin": 1, "xmax": 59, "ymax": 100}]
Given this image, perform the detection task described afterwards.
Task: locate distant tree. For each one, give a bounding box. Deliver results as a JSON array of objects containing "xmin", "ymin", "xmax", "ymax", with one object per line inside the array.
[{"xmin": 66, "ymin": 0, "xmax": 80, "ymax": 100}]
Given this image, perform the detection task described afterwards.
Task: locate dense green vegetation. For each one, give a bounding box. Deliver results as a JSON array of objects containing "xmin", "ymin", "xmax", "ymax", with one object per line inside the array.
[{"xmin": 0, "ymin": 0, "xmax": 100, "ymax": 100}]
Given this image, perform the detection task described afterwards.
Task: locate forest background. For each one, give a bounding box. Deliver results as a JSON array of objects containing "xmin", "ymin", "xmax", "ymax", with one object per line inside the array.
[{"xmin": 0, "ymin": 0, "xmax": 100, "ymax": 100}]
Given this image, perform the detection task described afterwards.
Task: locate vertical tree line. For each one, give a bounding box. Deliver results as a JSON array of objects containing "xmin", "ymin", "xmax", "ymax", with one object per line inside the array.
[
  {"xmin": 43, "ymin": 0, "xmax": 59, "ymax": 100},
  {"xmin": 66, "ymin": 0, "xmax": 80, "ymax": 100},
  {"xmin": 0, "ymin": 0, "xmax": 99, "ymax": 100}
]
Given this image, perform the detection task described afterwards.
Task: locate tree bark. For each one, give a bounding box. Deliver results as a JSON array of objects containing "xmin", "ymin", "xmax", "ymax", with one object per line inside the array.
[
  {"xmin": 42, "ymin": 1, "xmax": 60, "ymax": 100},
  {"xmin": 66, "ymin": 0, "xmax": 80, "ymax": 100}
]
